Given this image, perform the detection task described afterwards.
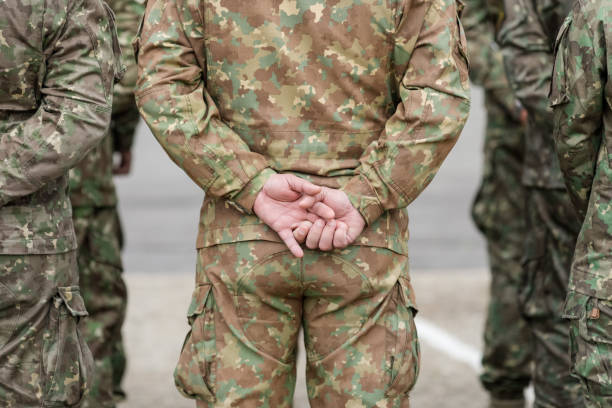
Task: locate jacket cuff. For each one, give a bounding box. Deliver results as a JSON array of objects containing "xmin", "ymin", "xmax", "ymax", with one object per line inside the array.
[
  {"xmin": 229, "ymin": 167, "xmax": 277, "ymax": 215},
  {"xmin": 342, "ymin": 174, "xmax": 384, "ymax": 225}
]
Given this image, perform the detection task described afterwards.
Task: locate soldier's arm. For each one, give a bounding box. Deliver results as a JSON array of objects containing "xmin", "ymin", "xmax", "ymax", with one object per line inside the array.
[
  {"xmin": 0, "ymin": 0, "xmax": 114, "ymax": 206},
  {"xmin": 498, "ymin": 0, "xmax": 552, "ymax": 119},
  {"xmin": 110, "ymin": 0, "xmax": 144, "ymax": 155},
  {"xmin": 135, "ymin": 0, "xmax": 276, "ymax": 214},
  {"xmin": 341, "ymin": 0, "xmax": 470, "ymax": 225},
  {"xmin": 551, "ymin": 7, "xmax": 605, "ymax": 218},
  {"xmin": 462, "ymin": 0, "xmax": 522, "ymax": 120}
]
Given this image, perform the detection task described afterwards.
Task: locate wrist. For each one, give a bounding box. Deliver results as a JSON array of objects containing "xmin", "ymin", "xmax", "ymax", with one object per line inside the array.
[
  {"xmin": 342, "ymin": 174, "xmax": 384, "ymax": 225},
  {"xmin": 231, "ymin": 168, "xmax": 277, "ymax": 214}
]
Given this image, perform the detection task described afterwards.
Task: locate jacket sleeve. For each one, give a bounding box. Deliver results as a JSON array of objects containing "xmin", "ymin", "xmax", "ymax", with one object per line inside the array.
[
  {"xmin": 341, "ymin": 0, "xmax": 471, "ymax": 225},
  {"xmin": 498, "ymin": 0, "xmax": 552, "ymax": 122},
  {"xmin": 551, "ymin": 8, "xmax": 605, "ymax": 218},
  {"xmin": 0, "ymin": 0, "xmax": 115, "ymax": 206},
  {"xmin": 110, "ymin": 0, "xmax": 144, "ymax": 153},
  {"xmin": 462, "ymin": 0, "xmax": 522, "ymax": 120},
  {"xmin": 134, "ymin": 0, "xmax": 276, "ymax": 214}
]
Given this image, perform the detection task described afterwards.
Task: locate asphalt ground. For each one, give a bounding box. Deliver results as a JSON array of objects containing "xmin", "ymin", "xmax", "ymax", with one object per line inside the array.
[{"xmin": 113, "ymin": 87, "xmax": 515, "ymax": 407}]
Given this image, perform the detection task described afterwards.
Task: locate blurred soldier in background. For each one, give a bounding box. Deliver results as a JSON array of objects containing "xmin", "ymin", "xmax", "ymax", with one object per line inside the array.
[
  {"xmin": 461, "ymin": 0, "xmax": 532, "ymax": 406},
  {"xmin": 498, "ymin": 0, "xmax": 583, "ymax": 406},
  {"xmin": 551, "ymin": 0, "xmax": 612, "ymax": 405},
  {"xmin": 69, "ymin": 0, "xmax": 144, "ymax": 406},
  {"xmin": 0, "ymin": 0, "xmax": 120, "ymax": 405},
  {"xmin": 135, "ymin": 0, "xmax": 469, "ymax": 405}
]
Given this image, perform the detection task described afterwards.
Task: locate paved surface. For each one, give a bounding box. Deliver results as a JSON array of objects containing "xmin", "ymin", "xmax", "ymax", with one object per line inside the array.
[{"xmin": 112, "ymin": 87, "xmax": 511, "ymax": 407}]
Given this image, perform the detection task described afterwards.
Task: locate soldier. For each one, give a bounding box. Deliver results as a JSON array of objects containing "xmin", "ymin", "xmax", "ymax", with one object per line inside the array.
[
  {"xmin": 551, "ymin": 0, "xmax": 612, "ymax": 406},
  {"xmin": 68, "ymin": 0, "xmax": 144, "ymax": 405},
  {"xmin": 135, "ymin": 0, "xmax": 469, "ymax": 406},
  {"xmin": 461, "ymin": 0, "xmax": 532, "ymax": 406},
  {"xmin": 498, "ymin": 0, "xmax": 583, "ymax": 406},
  {"xmin": 0, "ymin": 0, "xmax": 120, "ymax": 406}
]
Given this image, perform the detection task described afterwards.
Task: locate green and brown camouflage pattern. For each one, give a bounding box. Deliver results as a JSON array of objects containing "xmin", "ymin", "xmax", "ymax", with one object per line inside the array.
[
  {"xmin": 498, "ymin": 0, "xmax": 572, "ymax": 188},
  {"xmin": 551, "ymin": 0, "xmax": 612, "ymax": 404},
  {"xmin": 521, "ymin": 188, "xmax": 582, "ymax": 408},
  {"xmin": 135, "ymin": 0, "xmax": 470, "ymax": 256},
  {"xmin": 462, "ymin": 0, "xmax": 532, "ymax": 400},
  {"xmin": 0, "ymin": 251, "xmax": 94, "ymax": 407},
  {"xmin": 73, "ymin": 207, "xmax": 127, "ymax": 408},
  {"xmin": 498, "ymin": 0, "xmax": 583, "ymax": 405},
  {"xmin": 563, "ymin": 291, "xmax": 612, "ymax": 407},
  {"xmin": 551, "ymin": 0, "xmax": 612, "ymax": 302},
  {"xmin": 176, "ymin": 242, "xmax": 418, "ymax": 407},
  {"xmin": 69, "ymin": 0, "xmax": 144, "ymax": 208},
  {"xmin": 0, "ymin": 0, "xmax": 118, "ymax": 255},
  {"xmin": 68, "ymin": 1, "xmax": 142, "ymax": 404}
]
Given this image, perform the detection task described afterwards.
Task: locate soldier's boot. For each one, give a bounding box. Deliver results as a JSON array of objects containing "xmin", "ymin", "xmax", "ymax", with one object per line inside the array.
[{"xmin": 489, "ymin": 397, "xmax": 526, "ymax": 408}]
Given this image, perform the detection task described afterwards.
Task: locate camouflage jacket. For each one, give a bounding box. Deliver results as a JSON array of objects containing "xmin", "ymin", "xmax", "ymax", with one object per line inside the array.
[
  {"xmin": 462, "ymin": 0, "xmax": 522, "ymax": 122},
  {"xmin": 551, "ymin": 0, "xmax": 612, "ymax": 300},
  {"xmin": 0, "ymin": 0, "xmax": 119, "ymax": 254},
  {"xmin": 135, "ymin": 0, "xmax": 470, "ymax": 255},
  {"xmin": 498, "ymin": 0, "xmax": 572, "ymax": 188},
  {"xmin": 69, "ymin": 0, "xmax": 144, "ymax": 208}
]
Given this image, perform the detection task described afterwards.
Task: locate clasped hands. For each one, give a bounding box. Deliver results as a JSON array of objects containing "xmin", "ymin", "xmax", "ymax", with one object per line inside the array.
[{"xmin": 253, "ymin": 173, "xmax": 366, "ymax": 257}]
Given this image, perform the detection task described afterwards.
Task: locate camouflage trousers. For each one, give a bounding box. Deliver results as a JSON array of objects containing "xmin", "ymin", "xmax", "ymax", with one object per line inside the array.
[
  {"xmin": 0, "ymin": 251, "xmax": 94, "ymax": 407},
  {"xmin": 563, "ymin": 291, "xmax": 612, "ymax": 408},
  {"xmin": 472, "ymin": 96, "xmax": 532, "ymax": 401},
  {"xmin": 175, "ymin": 241, "xmax": 419, "ymax": 408},
  {"xmin": 73, "ymin": 207, "xmax": 127, "ymax": 408},
  {"xmin": 521, "ymin": 188, "xmax": 583, "ymax": 408}
]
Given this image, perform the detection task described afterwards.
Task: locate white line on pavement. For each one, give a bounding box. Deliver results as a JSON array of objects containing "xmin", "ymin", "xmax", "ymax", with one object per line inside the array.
[
  {"xmin": 416, "ymin": 317, "xmax": 535, "ymax": 405},
  {"xmin": 415, "ymin": 317, "xmax": 482, "ymax": 371}
]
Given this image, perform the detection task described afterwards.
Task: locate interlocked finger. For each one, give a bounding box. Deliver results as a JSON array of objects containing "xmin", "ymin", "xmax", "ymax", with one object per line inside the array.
[
  {"xmin": 292, "ymin": 221, "xmax": 313, "ymax": 243},
  {"xmin": 306, "ymin": 219, "xmax": 325, "ymax": 249}
]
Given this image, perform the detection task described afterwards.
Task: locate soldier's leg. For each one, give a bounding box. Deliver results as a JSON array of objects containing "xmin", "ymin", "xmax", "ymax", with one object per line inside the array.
[
  {"xmin": 522, "ymin": 188, "xmax": 582, "ymax": 408},
  {"xmin": 472, "ymin": 101, "xmax": 531, "ymax": 406},
  {"xmin": 175, "ymin": 242, "xmax": 301, "ymax": 408},
  {"xmin": 564, "ymin": 291, "xmax": 612, "ymax": 408},
  {"xmin": 110, "ymin": 332, "xmax": 127, "ymax": 402},
  {"xmin": 74, "ymin": 207, "xmax": 127, "ymax": 408},
  {"xmin": 0, "ymin": 251, "xmax": 93, "ymax": 407},
  {"xmin": 110, "ymin": 210, "xmax": 127, "ymax": 402},
  {"xmin": 304, "ymin": 246, "xmax": 418, "ymax": 408}
]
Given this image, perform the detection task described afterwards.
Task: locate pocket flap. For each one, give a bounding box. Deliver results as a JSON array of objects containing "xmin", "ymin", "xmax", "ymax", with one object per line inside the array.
[
  {"xmin": 187, "ymin": 284, "xmax": 212, "ymax": 318},
  {"xmin": 398, "ymin": 277, "xmax": 418, "ymax": 315},
  {"xmin": 57, "ymin": 286, "xmax": 88, "ymax": 317},
  {"xmin": 562, "ymin": 291, "xmax": 586, "ymax": 319}
]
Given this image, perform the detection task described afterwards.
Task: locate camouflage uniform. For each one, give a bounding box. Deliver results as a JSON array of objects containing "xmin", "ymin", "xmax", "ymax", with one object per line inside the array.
[
  {"xmin": 551, "ymin": 0, "xmax": 612, "ymax": 405},
  {"xmin": 0, "ymin": 0, "xmax": 119, "ymax": 405},
  {"xmin": 461, "ymin": 0, "xmax": 532, "ymax": 404},
  {"xmin": 135, "ymin": 0, "xmax": 470, "ymax": 406},
  {"xmin": 68, "ymin": 0, "xmax": 143, "ymax": 405},
  {"xmin": 498, "ymin": 0, "xmax": 583, "ymax": 406}
]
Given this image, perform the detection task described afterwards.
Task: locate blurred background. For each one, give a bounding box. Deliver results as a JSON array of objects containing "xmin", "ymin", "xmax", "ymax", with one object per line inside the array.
[{"xmin": 114, "ymin": 86, "xmax": 495, "ymax": 407}]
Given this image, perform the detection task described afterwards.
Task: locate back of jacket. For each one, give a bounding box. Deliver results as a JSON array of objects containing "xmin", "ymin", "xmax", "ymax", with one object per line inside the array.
[
  {"xmin": 0, "ymin": 0, "xmax": 116, "ymax": 254},
  {"xmin": 136, "ymin": 0, "xmax": 471, "ymax": 255}
]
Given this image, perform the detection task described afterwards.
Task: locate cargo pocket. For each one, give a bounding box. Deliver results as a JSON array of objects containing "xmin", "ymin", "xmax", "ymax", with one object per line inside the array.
[
  {"xmin": 42, "ymin": 286, "xmax": 93, "ymax": 406},
  {"xmin": 174, "ymin": 284, "xmax": 216, "ymax": 402},
  {"xmin": 0, "ymin": 61, "xmax": 40, "ymax": 111},
  {"xmin": 385, "ymin": 277, "xmax": 420, "ymax": 398},
  {"xmin": 564, "ymin": 292, "xmax": 612, "ymax": 389}
]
